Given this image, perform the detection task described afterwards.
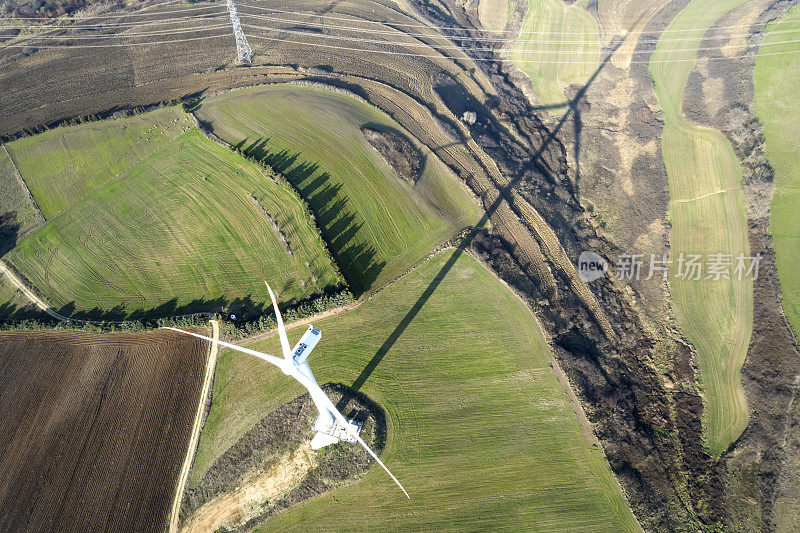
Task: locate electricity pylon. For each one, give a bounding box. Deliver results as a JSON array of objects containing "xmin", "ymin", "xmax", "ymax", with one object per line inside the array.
[{"xmin": 227, "ymin": 0, "xmax": 252, "ymax": 63}]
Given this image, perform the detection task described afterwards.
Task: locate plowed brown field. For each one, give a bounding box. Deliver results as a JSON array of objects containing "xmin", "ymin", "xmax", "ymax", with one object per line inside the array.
[{"xmin": 0, "ymin": 329, "xmax": 208, "ymax": 532}]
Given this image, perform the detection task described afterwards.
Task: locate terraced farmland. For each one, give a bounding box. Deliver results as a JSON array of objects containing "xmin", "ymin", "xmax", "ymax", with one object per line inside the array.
[
  {"xmin": 6, "ymin": 126, "xmax": 341, "ymax": 317},
  {"xmin": 5, "ymin": 107, "xmax": 195, "ymax": 218},
  {"xmin": 511, "ymin": 0, "xmax": 600, "ymax": 109},
  {"xmin": 650, "ymin": 0, "xmax": 752, "ymax": 455},
  {"xmin": 194, "ymin": 84, "xmax": 482, "ymax": 294},
  {"xmin": 0, "ymin": 329, "xmax": 208, "ymax": 532},
  {"xmin": 189, "ymin": 251, "xmax": 640, "ymax": 531},
  {"xmin": 755, "ymin": 6, "xmax": 800, "ymax": 341}
]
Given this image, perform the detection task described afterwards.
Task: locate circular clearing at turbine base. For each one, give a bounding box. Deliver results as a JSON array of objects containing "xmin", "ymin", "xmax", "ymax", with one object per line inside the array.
[{"xmin": 179, "ymin": 384, "xmax": 386, "ymax": 532}]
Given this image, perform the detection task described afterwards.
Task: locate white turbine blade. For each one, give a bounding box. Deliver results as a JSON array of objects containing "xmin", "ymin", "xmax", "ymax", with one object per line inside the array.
[
  {"xmin": 265, "ymin": 282, "xmax": 292, "ymax": 360},
  {"xmin": 351, "ymin": 429, "xmax": 410, "ymax": 499},
  {"xmin": 162, "ymin": 327, "xmax": 285, "ymax": 367},
  {"xmin": 303, "ymin": 378, "xmax": 409, "ymax": 499}
]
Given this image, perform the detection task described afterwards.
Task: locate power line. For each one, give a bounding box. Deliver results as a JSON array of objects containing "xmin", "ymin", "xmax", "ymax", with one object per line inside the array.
[
  {"xmin": 243, "ymin": 31, "xmax": 800, "ymax": 64},
  {"xmin": 2, "ymin": 3, "xmax": 797, "ymax": 65},
  {"xmin": 0, "ymin": 32, "xmax": 230, "ymax": 47},
  {"xmin": 4, "ymin": 2, "xmax": 225, "ymax": 20},
  {"xmin": 8, "ymin": 15, "xmax": 797, "ymax": 57},
  {"xmin": 5, "ymin": 1, "xmax": 797, "ymax": 38},
  {"xmin": 233, "ymin": 21, "xmax": 799, "ymax": 56},
  {"xmin": 2, "ymin": 24, "xmax": 231, "ymax": 40},
  {"xmin": 237, "ymin": 2, "xmax": 800, "ymax": 36},
  {"xmin": 5, "ymin": 6, "xmax": 796, "ymax": 50},
  {"xmin": 233, "ymin": 9, "xmax": 799, "ymax": 46},
  {"xmin": 0, "ymin": 12, "xmax": 228, "ymax": 29},
  {"xmin": 4, "ymin": 25, "xmax": 798, "ymax": 66}
]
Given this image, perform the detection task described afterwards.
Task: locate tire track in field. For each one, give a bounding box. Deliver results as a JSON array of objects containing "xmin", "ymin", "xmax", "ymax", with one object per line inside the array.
[{"xmin": 0, "ymin": 258, "xmax": 68, "ymax": 321}]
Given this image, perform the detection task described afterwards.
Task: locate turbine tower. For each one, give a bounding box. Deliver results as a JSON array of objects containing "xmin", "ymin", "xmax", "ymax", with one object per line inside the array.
[
  {"xmin": 164, "ymin": 283, "xmax": 409, "ymax": 499},
  {"xmin": 226, "ymin": 0, "xmax": 252, "ymax": 63}
]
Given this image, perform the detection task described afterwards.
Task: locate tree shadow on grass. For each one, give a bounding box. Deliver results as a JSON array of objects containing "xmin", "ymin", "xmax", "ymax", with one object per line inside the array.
[
  {"xmin": 0, "ymin": 285, "xmax": 350, "ymax": 327},
  {"xmin": 237, "ymin": 137, "xmax": 385, "ymax": 295},
  {"xmin": 0, "ymin": 213, "xmax": 20, "ymax": 257}
]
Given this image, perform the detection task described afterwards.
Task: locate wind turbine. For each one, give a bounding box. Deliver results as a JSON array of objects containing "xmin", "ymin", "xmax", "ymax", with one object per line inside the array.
[{"xmin": 163, "ymin": 282, "xmax": 409, "ymax": 499}]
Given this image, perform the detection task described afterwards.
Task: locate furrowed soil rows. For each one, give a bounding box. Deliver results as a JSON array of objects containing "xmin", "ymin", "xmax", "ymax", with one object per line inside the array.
[{"xmin": 0, "ymin": 329, "xmax": 208, "ymax": 532}]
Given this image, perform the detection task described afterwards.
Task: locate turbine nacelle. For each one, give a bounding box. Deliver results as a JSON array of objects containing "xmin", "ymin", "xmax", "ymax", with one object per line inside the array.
[{"xmin": 291, "ymin": 326, "xmax": 321, "ymax": 366}]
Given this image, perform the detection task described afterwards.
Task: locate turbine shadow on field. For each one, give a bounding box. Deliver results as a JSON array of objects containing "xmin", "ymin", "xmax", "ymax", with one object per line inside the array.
[
  {"xmin": 341, "ymin": 41, "xmax": 624, "ymax": 403},
  {"xmin": 239, "ymin": 138, "xmax": 385, "ymax": 295}
]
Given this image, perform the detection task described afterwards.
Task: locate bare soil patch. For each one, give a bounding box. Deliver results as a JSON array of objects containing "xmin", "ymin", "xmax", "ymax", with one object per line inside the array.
[
  {"xmin": 361, "ymin": 126, "xmax": 423, "ymax": 183},
  {"xmin": 0, "ymin": 328, "xmax": 208, "ymax": 532},
  {"xmin": 179, "ymin": 384, "xmax": 386, "ymax": 532}
]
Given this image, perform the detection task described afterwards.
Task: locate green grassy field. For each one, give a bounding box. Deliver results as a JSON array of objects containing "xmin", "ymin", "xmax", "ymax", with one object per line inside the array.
[
  {"xmin": 7, "ymin": 128, "xmax": 340, "ymax": 317},
  {"xmin": 189, "ymin": 251, "xmax": 640, "ymax": 531},
  {"xmin": 650, "ymin": 0, "xmax": 752, "ymax": 455},
  {"xmin": 0, "ymin": 276, "xmax": 42, "ymax": 321},
  {"xmin": 511, "ymin": 0, "xmax": 599, "ymax": 109},
  {"xmin": 0, "ymin": 147, "xmax": 40, "ymax": 239},
  {"xmin": 6, "ymin": 107, "xmax": 194, "ymax": 218},
  {"xmin": 755, "ymin": 6, "xmax": 800, "ymax": 343},
  {"xmin": 596, "ymin": 0, "xmax": 673, "ymax": 69},
  {"xmin": 194, "ymin": 85, "xmax": 481, "ymax": 295}
]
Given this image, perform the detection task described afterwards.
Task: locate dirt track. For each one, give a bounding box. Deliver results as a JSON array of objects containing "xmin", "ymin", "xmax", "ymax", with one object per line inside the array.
[
  {"xmin": 181, "ymin": 442, "xmax": 317, "ymax": 533},
  {"xmin": 169, "ymin": 320, "xmax": 220, "ymax": 533},
  {"xmin": 0, "ymin": 258, "xmax": 66, "ymax": 320}
]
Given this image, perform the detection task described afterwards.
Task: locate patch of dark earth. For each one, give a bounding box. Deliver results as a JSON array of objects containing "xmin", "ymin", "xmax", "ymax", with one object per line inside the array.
[
  {"xmin": 179, "ymin": 383, "xmax": 386, "ymax": 531},
  {"xmin": 685, "ymin": 1, "xmax": 800, "ymax": 530},
  {"xmin": 360, "ymin": 126, "xmax": 422, "ymax": 183},
  {"xmin": 562, "ymin": 5, "xmax": 680, "ymax": 322}
]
